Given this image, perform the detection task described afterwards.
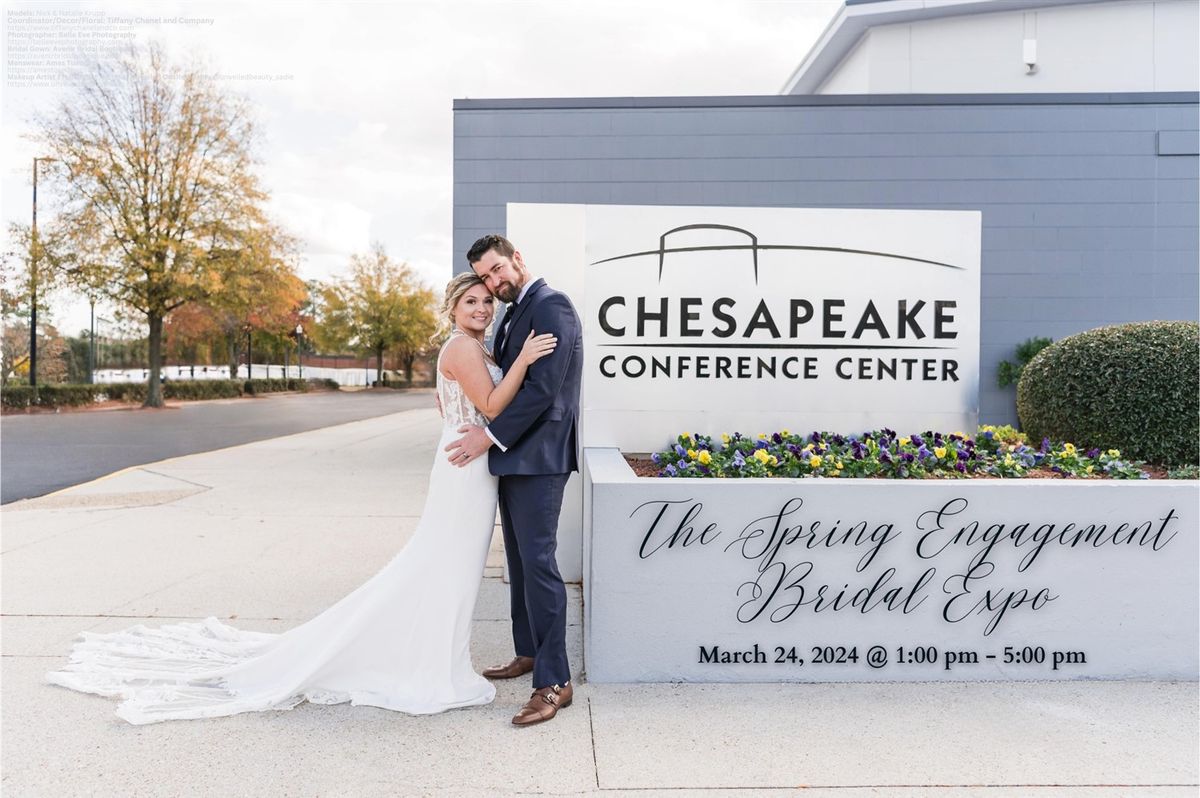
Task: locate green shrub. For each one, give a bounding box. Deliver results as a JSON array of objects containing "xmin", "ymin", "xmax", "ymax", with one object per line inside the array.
[
  {"xmin": 35, "ymin": 385, "xmax": 101, "ymax": 407},
  {"xmin": 1167, "ymin": 464, "xmax": 1199, "ymax": 480},
  {"xmin": 1, "ymin": 385, "xmax": 38, "ymax": 408},
  {"xmin": 99, "ymin": 383, "xmax": 148, "ymax": 403},
  {"xmin": 998, "ymin": 336, "xmax": 1053, "ymax": 388},
  {"xmin": 2, "ymin": 377, "xmax": 309, "ymax": 409},
  {"xmin": 1017, "ymin": 321, "xmax": 1199, "ymax": 465},
  {"xmin": 243, "ymin": 378, "xmax": 301, "ymax": 396},
  {"xmin": 162, "ymin": 380, "xmax": 244, "ymax": 400}
]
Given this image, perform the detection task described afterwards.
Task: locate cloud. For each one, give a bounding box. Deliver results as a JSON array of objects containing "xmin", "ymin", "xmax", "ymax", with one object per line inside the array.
[{"xmin": 2, "ymin": 0, "xmax": 838, "ymax": 334}]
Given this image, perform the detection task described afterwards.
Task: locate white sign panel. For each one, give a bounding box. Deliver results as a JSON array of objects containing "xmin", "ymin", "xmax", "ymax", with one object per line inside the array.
[
  {"xmin": 509, "ymin": 203, "xmax": 981, "ymax": 454},
  {"xmin": 585, "ymin": 450, "xmax": 1200, "ymax": 683}
]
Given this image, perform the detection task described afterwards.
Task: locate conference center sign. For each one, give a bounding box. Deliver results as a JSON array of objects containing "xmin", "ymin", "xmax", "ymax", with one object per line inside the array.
[
  {"xmin": 558, "ymin": 203, "xmax": 980, "ymax": 452},
  {"xmin": 505, "ymin": 203, "xmax": 1198, "ymax": 684}
]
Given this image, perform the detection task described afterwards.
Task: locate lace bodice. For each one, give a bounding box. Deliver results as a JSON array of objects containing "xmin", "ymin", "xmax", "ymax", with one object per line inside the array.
[{"xmin": 437, "ymin": 331, "xmax": 503, "ymax": 427}]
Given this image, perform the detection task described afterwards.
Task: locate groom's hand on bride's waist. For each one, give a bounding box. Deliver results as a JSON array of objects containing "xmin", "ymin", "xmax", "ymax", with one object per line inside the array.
[{"xmin": 445, "ymin": 424, "xmax": 494, "ymax": 467}]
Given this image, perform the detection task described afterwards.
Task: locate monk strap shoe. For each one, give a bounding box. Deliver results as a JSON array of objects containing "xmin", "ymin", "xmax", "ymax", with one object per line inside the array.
[{"xmin": 512, "ymin": 682, "xmax": 572, "ymax": 726}]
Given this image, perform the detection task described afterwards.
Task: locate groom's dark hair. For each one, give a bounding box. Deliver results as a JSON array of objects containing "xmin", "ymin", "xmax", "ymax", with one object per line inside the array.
[{"xmin": 467, "ymin": 234, "xmax": 516, "ymax": 265}]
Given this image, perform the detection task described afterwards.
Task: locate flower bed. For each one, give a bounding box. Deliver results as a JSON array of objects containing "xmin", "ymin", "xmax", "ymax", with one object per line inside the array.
[{"xmin": 636, "ymin": 425, "xmax": 1178, "ymax": 480}]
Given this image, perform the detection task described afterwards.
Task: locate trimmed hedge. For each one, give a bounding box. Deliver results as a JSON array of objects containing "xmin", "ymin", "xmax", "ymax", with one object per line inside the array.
[
  {"xmin": 163, "ymin": 380, "xmax": 243, "ymax": 400},
  {"xmin": 242, "ymin": 378, "xmax": 309, "ymax": 395},
  {"xmin": 0, "ymin": 385, "xmax": 38, "ymax": 408},
  {"xmin": 1017, "ymin": 321, "xmax": 1199, "ymax": 465},
  {"xmin": 2, "ymin": 377, "xmax": 318, "ymax": 409},
  {"xmin": 100, "ymin": 383, "xmax": 147, "ymax": 403},
  {"xmin": 1, "ymin": 384, "xmax": 103, "ymax": 408},
  {"xmin": 35, "ymin": 385, "xmax": 99, "ymax": 407}
]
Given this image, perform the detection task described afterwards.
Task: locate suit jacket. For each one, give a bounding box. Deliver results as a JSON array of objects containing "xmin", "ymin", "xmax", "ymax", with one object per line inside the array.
[{"xmin": 488, "ymin": 278, "xmax": 582, "ymax": 476}]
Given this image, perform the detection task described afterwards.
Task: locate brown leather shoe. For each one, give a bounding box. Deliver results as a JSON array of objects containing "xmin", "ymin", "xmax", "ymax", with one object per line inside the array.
[
  {"xmin": 482, "ymin": 656, "xmax": 534, "ymax": 680},
  {"xmin": 512, "ymin": 682, "xmax": 573, "ymax": 727}
]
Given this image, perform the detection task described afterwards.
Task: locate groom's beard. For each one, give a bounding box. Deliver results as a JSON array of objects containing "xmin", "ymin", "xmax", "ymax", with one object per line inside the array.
[{"xmin": 495, "ymin": 277, "xmax": 524, "ymax": 303}]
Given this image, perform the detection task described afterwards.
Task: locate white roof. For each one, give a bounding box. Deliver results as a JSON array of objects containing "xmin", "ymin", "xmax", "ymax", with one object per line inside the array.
[{"xmin": 781, "ymin": 0, "xmax": 1117, "ymax": 94}]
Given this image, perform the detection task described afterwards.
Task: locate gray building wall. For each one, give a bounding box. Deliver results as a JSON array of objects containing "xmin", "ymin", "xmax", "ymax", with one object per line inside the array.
[{"xmin": 453, "ymin": 93, "xmax": 1199, "ymax": 427}]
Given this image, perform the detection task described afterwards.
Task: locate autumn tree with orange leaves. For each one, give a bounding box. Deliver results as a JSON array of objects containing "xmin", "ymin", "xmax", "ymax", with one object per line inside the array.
[
  {"xmin": 36, "ymin": 42, "xmax": 297, "ymax": 406},
  {"xmin": 316, "ymin": 244, "xmax": 436, "ymax": 384}
]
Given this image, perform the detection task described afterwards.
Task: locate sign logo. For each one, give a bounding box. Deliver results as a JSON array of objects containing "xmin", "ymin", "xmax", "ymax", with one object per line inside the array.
[{"xmin": 591, "ymin": 223, "xmax": 966, "ymax": 284}]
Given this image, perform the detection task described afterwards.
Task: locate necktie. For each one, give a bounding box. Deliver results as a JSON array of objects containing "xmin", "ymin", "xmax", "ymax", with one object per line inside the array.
[{"xmin": 497, "ymin": 300, "xmax": 518, "ymax": 357}]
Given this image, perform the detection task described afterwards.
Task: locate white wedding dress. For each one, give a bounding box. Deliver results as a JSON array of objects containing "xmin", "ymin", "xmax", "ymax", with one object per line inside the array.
[{"xmin": 45, "ymin": 332, "xmax": 502, "ymax": 724}]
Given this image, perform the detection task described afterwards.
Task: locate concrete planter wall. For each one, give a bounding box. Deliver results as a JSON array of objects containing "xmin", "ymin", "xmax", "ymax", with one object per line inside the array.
[{"xmin": 583, "ymin": 448, "xmax": 1199, "ymax": 683}]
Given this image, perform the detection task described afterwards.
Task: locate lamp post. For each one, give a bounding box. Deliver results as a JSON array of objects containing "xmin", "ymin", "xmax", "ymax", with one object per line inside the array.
[
  {"xmin": 295, "ymin": 324, "xmax": 304, "ymax": 380},
  {"xmin": 88, "ymin": 296, "xmax": 96, "ymax": 384},
  {"xmin": 96, "ymin": 315, "xmax": 112, "ymax": 382},
  {"xmin": 29, "ymin": 156, "xmax": 56, "ymax": 387}
]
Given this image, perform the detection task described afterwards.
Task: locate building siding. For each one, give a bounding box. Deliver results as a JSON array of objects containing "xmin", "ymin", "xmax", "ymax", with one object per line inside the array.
[{"xmin": 453, "ymin": 95, "xmax": 1198, "ymax": 427}]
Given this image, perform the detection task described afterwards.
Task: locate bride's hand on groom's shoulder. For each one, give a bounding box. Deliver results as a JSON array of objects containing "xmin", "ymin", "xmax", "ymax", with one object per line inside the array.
[{"xmin": 518, "ymin": 330, "xmax": 557, "ymax": 367}]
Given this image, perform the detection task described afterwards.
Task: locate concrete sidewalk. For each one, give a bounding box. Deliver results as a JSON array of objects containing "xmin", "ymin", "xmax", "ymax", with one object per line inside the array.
[{"xmin": 2, "ymin": 408, "xmax": 1196, "ymax": 797}]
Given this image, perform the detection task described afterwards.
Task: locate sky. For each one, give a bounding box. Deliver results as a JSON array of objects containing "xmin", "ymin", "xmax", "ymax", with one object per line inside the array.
[{"xmin": 1, "ymin": 0, "xmax": 840, "ymax": 337}]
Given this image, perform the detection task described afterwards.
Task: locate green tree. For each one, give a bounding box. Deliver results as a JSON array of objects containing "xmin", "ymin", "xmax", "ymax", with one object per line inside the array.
[
  {"xmin": 0, "ymin": 225, "xmax": 71, "ymax": 383},
  {"xmin": 316, "ymin": 244, "xmax": 437, "ymax": 384},
  {"xmin": 35, "ymin": 42, "xmax": 294, "ymax": 406},
  {"xmin": 998, "ymin": 336, "xmax": 1053, "ymax": 388}
]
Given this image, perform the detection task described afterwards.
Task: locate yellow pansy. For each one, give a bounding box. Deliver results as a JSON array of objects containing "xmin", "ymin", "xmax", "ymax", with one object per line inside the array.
[
  {"xmin": 687, "ymin": 449, "xmax": 697, "ymax": 460},
  {"xmin": 899, "ymin": 437, "xmax": 911, "ymax": 447},
  {"xmin": 1107, "ymin": 449, "xmax": 1121, "ymax": 458},
  {"xmin": 698, "ymin": 450, "xmax": 712, "ymax": 465},
  {"xmin": 781, "ymin": 429, "xmax": 791, "ymax": 437},
  {"xmin": 758, "ymin": 433, "xmax": 767, "ymax": 440},
  {"xmin": 721, "ymin": 433, "xmax": 731, "ymax": 444},
  {"xmin": 768, "ymin": 455, "xmax": 778, "ymax": 467},
  {"xmin": 934, "ymin": 447, "xmax": 947, "ymax": 459},
  {"xmin": 835, "ymin": 460, "xmax": 843, "ymax": 470},
  {"xmin": 1086, "ymin": 464, "xmax": 1094, "ymax": 474},
  {"xmin": 1063, "ymin": 442, "xmax": 1076, "ymax": 454},
  {"xmin": 810, "ymin": 455, "xmax": 823, "ymax": 468},
  {"xmin": 753, "ymin": 448, "xmax": 770, "ymax": 464},
  {"xmin": 804, "ymin": 443, "xmax": 815, "ymax": 452},
  {"xmin": 1004, "ymin": 455, "xmax": 1014, "ymax": 466}
]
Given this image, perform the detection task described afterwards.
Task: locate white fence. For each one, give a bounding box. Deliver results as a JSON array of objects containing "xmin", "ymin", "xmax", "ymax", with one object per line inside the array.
[{"xmin": 93, "ymin": 364, "xmax": 383, "ymax": 387}]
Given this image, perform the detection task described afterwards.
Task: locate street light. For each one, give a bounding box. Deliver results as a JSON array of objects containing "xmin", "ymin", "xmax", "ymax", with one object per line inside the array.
[
  {"xmin": 30, "ymin": 156, "xmax": 56, "ymax": 387},
  {"xmin": 88, "ymin": 296, "xmax": 96, "ymax": 384},
  {"xmin": 295, "ymin": 323, "xmax": 304, "ymax": 380},
  {"xmin": 96, "ymin": 315, "xmax": 113, "ymax": 382}
]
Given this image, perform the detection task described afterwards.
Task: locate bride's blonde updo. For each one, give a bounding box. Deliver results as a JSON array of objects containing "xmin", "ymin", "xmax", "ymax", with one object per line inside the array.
[{"xmin": 437, "ymin": 272, "xmax": 487, "ymax": 340}]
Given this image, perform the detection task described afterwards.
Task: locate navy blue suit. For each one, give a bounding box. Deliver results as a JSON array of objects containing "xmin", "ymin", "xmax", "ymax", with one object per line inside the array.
[{"xmin": 488, "ymin": 278, "xmax": 582, "ymax": 688}]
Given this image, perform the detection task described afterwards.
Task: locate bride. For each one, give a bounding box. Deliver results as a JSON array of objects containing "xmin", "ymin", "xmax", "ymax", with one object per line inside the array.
[{"xmin": 44, "ymin": 272, "xmax": 557, "ymax": 724}]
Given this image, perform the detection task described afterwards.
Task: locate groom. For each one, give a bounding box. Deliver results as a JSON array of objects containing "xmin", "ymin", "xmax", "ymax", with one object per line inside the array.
[{"xmin": 445, "ymin": 234, "xmax": 582, "ymax": 727}]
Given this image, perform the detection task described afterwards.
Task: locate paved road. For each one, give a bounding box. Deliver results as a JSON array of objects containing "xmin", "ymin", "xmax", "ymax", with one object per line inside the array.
[{"xmin": 0, "ymin": 389, "xmax": 437, "ymax": 504}]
